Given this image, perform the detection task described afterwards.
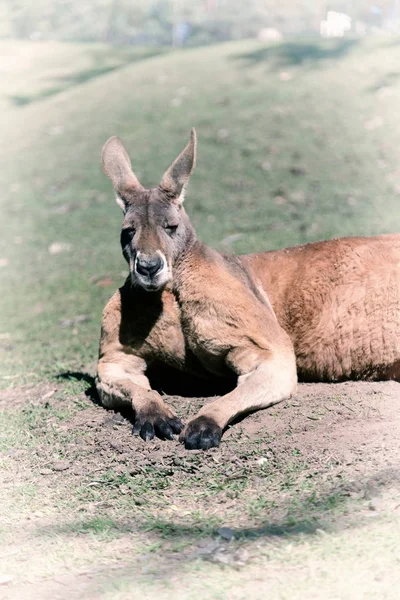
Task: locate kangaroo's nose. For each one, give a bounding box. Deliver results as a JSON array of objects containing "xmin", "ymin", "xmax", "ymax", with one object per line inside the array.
[{"xmin": 136, "ymin": 255, "xmax": 163, "ymax": 278}]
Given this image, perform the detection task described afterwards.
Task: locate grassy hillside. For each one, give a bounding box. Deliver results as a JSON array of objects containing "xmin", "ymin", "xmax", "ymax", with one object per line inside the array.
[
  {"xmin": 1, "ymin": 37, "xmax": 400, "ymax": 600},
  {"xmin": 1, "ymin": 36, "xmax": 400, "ymax": 382}
]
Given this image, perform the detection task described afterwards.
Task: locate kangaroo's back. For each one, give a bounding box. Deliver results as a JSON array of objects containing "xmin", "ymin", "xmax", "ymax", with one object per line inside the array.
[{"xmin": 241, "ymin": 234, "xmax": 400, "ymax": 381}]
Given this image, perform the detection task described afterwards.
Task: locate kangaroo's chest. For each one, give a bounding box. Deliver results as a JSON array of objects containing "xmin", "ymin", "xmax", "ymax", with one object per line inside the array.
[
  {"xmin": 126, "ymin": 289, "xmax": 232, "ymax": 377},
  {"xmin": 126, "ymin": 291, "xmax": 185, "ymax": 367}
]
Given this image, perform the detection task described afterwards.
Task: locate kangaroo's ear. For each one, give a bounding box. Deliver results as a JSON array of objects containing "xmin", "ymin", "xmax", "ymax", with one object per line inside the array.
[
  {"xmin": 159, "ymin": 128, "xmax": 196, "ymax": 203},
  {"xmin": 101, "ymin": 136, "xmax": 143, "ymax": 212}
]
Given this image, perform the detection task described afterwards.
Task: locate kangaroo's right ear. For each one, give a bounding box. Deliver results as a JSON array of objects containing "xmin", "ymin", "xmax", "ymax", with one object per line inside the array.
[
  {"xmin": 159, "ymin": 128, "xmax": 196, "ymax": 203},
  {"xmin": 101, "ymin": 136, "xmax": 143, "ymax": 212}
]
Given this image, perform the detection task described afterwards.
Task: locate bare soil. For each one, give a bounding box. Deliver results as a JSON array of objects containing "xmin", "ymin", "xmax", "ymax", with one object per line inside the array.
[
  {"xmin": 47, "ymin": 379, "xmax": 400, "ymax": 495},
  {"xmin": 1, "ymin": 379, "xmax": 399, "ymax": 600}
]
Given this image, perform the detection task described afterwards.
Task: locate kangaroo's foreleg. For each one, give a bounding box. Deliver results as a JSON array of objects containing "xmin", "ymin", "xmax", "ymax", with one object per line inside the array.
[
  {"xmin": 96, "ymin": 352, "xmax": 183, "ymax": 441},
  {"xmin": 180, "ymin": 347, "xmax": 297, "ymax": 450},
  {"xmin": 97, "ymin": 286, "xmax": 185, "ymax": 441}
]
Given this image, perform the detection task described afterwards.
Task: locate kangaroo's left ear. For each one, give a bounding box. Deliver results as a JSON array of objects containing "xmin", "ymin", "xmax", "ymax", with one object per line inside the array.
[
  {"xmin": 159, "ymin": 128, "xmax": 196, "ymax": 203},
  {"xmin": 101, "ymin": 136, "xmax": 144, "ymax": 212}
]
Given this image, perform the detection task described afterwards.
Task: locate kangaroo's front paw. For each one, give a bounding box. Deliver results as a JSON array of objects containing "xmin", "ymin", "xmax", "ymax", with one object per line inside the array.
[
  {"xmin": 180, "ymin": 416, "xmax": 222, "ymax": 450},
  {"xmin": 133, "ymin": 403, "xmax": 183, "ymax": 442}
]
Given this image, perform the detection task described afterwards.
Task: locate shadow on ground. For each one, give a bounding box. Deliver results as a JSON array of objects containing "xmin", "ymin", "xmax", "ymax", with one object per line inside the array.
[
  {"xmin": 57, "ymin": 364, "xmax": 236, "ymax": 402},
  {"xmin": 234, "ymin": 38, "xmax": 358, "ymax": 68},
  {"xmin": 9, "ymin": 47, "xmax": 164, "ymax": 106},
  {"xmin": 34, "ymin": 466, "xmax": 400, "ymax": 544},
  {"xmin": 57, "ymin": 371, "xmax": 101, "ymax": 404},
  {"xmin": 368, "ymin": 70, "xmax": 400, "ymax": 92}
]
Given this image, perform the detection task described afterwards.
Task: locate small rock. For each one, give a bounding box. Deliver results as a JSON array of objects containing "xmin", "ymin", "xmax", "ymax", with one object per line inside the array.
[
  {"xmin": 279, "ymin": 71, "xmax": 293, "ymax": 81},
  {"xmin": 41, "ymin": 390, "xmax": 56, "ymax": 401},
  {"xmin": 51, "ymin": 203, "xmax": 74, "ymax": 215},
  {"xmin": 48, "ymin": 242, "xmax": 71, "ymax": 255},
  {"xmin": 51, "ymin": 460, "xmax": 70, "ymax": 472},
  {"xmin": 196, "ymin": 538, "xmax": 220, "ymax": 556},
  {"xmin": 364, "ymin": 116, "xmax": 384, "ymax": 131},
  {"xmin": 32, "ymin": 303, "xmax": 44, "ymax": 315},
  {"xmin": 49, "ymin": 125, "xmax": 64, "ymax": 135},
  {"xmin": 290, "ymin": 190, "xmax": 306, "ymax": 203},
  {"xmin": 112, "ymin": 412, "xmax": 125, "ymax": 423},
  {"xmin": 221, "ymin": 233, "xmax": 243, "ymax": 247},
  {"xmin": 216, "ymin": 527, "xmax": 235, "ymax": 541},
  {"xmin": 256, "ymin": 457, "xmax": 268, "ymax": 466},
  {"xmin": 217, "ymin": 128, "xmax": 229, "ymax": 140},
  {"xmin": 60, "ymin": 315, "xmax": 89, "ymax": 327},
  {"xmin": 0, "ymin": 575, "xmax": 14, "ymax": 585},
  {"xmin": 234, "ymin": 548, "xmax": 250, "ymax": 565},
  {"xmin": 368, "ymin": 499, "xmax": 379, "ymax": 512},
  {"xmin": 39, "ymin": 468, "xmax": 53, "ymax": 475},
  {"xmin": 0, "ymin": 259, "xmax": 9, "ymax": 268},
  {"xmin": 110, "ymin": 441, "xmax": 124, "ymax": 453},
  {"xmin": 48, "ymin": 125, "xmax": 64, "ymax": 136},
  {"xmin": 212, "ymin": 549, "xmax": 233, "ymax": 565},
  {"xmin": 95, "ymin": 277, "xmax": 113, "ymax": 288},
  {"xmin": 260, "ymin": 160, "xmax": 271, "ymax": 172}
]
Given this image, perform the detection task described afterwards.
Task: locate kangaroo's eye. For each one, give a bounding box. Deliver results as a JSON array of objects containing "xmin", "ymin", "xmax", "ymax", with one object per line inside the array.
[
  {"xmin": 163, "ymin": 223, "xmax": 178, "ymax": 235},
  {"xmin": 121, "ymin": 227, "xmax": 135, "ymax": 247}
]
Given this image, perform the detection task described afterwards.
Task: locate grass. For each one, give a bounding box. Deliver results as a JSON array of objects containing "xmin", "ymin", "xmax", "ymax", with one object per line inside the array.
[
  {"xmin": 2, "ymin": 36, "xmax": 400, "ymax": 384},
  {"xmin": 0, "ymin": 41, "xmax": 165, "ymax": 110},
  {"xmin": 1, "ymin": 36, "xmax": 400, "ymax": 599}
]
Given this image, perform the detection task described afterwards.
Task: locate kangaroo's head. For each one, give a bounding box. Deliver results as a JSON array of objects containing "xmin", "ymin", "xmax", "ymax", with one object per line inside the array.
[{"xmin": 102, "ymin": 129, "xmax": 197, "ymax": 292}]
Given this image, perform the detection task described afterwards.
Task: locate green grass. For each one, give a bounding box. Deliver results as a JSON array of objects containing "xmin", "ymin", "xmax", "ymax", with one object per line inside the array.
[
  {"xmin": 1, "ymin": 36, "xmax": 400, "ymax": 598},
  {"xmin": 0, "ymin": 41, "xmax": 166, "ymax": 112},
  {"xmin": 2, "ymin": 36, "xmax": 400, "ymax": 384}
]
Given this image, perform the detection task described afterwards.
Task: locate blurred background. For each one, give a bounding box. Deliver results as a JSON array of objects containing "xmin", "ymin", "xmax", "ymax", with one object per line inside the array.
[{"xmin": 1, "ymin": 0, "xmax": 400, "ymax": 383}]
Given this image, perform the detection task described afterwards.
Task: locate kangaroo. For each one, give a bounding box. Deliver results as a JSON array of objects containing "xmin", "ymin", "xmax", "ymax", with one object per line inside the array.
[{"xmin": 96, "ymin": 129, "xmax": 400, "ymax": 450}]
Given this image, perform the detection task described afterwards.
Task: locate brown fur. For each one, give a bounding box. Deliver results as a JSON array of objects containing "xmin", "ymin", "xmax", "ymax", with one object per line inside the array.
[{"xmin": 96, "ymin": 130, "xmax": 400, "ymax": 450}]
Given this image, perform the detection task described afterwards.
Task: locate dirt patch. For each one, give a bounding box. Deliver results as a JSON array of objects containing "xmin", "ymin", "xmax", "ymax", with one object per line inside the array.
[
  {"xmin": 58, "ymin": 379, "xmax": 400, "ymax": 478},
  {"xmin": 1, "ymin": 379, "xmax": 400, "ymax": 600},
  {"xmin": 13, "ymin": 378, "xmax": 397, "ymax": 529},
  {"xmin": 2, "ymin": 379, "xmax": 399, "ymax": 502},
  {"xmin": 0, "ymin": 382, "xmax": 58, "ymax": 408}
]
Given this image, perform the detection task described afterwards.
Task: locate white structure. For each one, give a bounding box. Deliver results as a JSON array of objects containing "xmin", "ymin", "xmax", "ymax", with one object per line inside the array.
[
  {"xmin": 258, "ymin": 28, "xmax": 283, "ymax": 42},
  {"xmin": 320, "ymin": 11, "xmax": 352, "ymax": 38}
]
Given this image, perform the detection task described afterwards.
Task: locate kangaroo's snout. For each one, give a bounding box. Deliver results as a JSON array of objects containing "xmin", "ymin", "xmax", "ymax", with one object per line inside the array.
[
  {"xmin": 133, "ymin": 251, "xmax": 169, "ymax": 291},
  {"xmin": 136, "ymin": 254, "xmax": 164, "ymax": 278}
]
